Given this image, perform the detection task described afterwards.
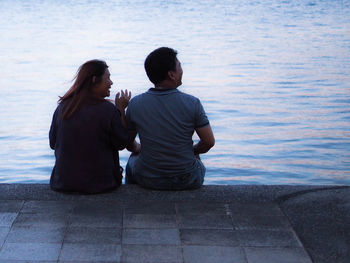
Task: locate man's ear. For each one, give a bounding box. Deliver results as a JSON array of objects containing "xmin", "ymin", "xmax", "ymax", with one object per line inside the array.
[
  {"xmin": 168, "ymin": 71, "xmax": 175, "ymax": 81},
  {"xmin": 92, "ymin": 76, "xmax": 97, "ymax": 83}
]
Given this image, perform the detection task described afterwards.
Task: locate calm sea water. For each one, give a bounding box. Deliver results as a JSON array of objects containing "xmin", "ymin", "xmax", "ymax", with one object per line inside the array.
[{"xmin": 0, "ymin": 0, "xmax": 349, "ymax": 184}]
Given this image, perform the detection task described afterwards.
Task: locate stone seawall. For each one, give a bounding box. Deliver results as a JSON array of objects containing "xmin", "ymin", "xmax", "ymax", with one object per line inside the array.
[
  {"xmin": 0, "ymin": 183, "xmax": 345, "ymax": 201},
  {"xmin": 0, "ymin": 184, "xmax": 349, "ymax": 262}
]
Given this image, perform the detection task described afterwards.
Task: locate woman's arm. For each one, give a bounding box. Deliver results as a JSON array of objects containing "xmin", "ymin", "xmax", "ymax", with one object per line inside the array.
[
  {"xmin": 114, "ymin": 89, "xmax": 131, "ymax": 129},
  {"xmin": 49, "ymin": 108, "xmax": 58, "ymax": 150},
  {"xmin": 115, "ymin": 90, "xmax": 141, "ymax": 153},
  {"xmin": 126, "ymin": 131, "xmax": 141, "ymax": 154}
]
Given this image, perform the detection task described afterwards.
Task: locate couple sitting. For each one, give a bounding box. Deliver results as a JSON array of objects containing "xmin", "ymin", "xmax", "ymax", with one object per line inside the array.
[{"xmin": 49, "ymin": 47, "xmax": 215, "ymax": 194}]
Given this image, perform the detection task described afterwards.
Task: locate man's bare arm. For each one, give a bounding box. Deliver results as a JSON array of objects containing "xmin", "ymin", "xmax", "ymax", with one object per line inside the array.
[{"xmin": 194, "ymin": 125, "xmax": 215, "ymax": 155}]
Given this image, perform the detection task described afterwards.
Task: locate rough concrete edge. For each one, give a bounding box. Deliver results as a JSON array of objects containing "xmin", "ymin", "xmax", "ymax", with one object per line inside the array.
[
  {"xmin": 0, "ymin": 183, "xmax": 346, "ymax": 202},
  {"xmin": 276, "ymin": 185, "xmax": 350, "ymax": 263},
  {"xmin": 275, "ymin": 185, "xmax": 350, "ymax": 204}
]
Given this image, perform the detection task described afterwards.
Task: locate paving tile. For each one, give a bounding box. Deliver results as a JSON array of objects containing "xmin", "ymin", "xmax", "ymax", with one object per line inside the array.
[
  {"xmin": 180, "ymin": 229, "xmax": 239, "ymax": 246},
  {"xmin": 0, "ymin": 213, "xmax": 18, "ymax": 227},
  {"xmin": 123, "ymin": 229, "xmax": 180, "ymax": 245},
  {"xmin": 237, "ymin": 230, "xmax": 302, "ymax": 247},
  {"xmin": 0, "ymin": 242, "xmax": 61, "ymax": 261},
  {"xmin": 122, "ymin": 244, "xmax": 182, "ymax": 263},
  {"xmin": 21, "ymin": 201, "xmax": 74, "ymax": 214},
  {"xmin": 128, "ymin": 201, "xmax": 177, "ymax": 214},
  {"xmin": 59, "ymin": 243, "xmax": 121, "ymax": 262},
  {"xmin": 245, "ymin": 247, "xmax": 312, "ymax": 263},
  {"xmin": 123, "ymin": 201, "xmax": 176, "ymax": 215},
  {"xmin": 230, "ymin": 203, "xmax": 283, "ymax": 216},
  {"xmin": 231, "ymin": 214, "xmax": 292, "ymax": 230},
  {"xmin": 178, "ymin": 214, "xmax": 233, "ymax": 229},
  {"xmin": 64, "ymin": 226, "xmax": 121, "ymax": 244},
  {"xmin": 183, "ymin": 245, "xmax": 246, "ymax": 263},
  {"xmin": 176, "ymin": 202, "xmax": 229, "ymax": 215},
  {"xmin": 69, "ymin": 213, "xmax": 122, "ymax": 227},
  {"xmin": 73, "ymin": 200, "xmax": 123, "ymax": 215},
  {"xmin": 0, "ymin": 201, "xmax": 24, "ymax": 212},
  {"xmin": 12, "ymin": 212, "xmax": 68, "ymax": 227},
  {"xmin": 123, "ymin": 214, "xmax": 177, "ymax": 228},
  {"xmin": 6, "ymin": 225, "xmax": 65, "ymax": 243}
]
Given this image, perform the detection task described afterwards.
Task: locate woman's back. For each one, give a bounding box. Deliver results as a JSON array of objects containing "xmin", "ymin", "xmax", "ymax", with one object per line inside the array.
[
  {"xmin": 49, "ymin": 59, "xmax": 130, "ymax": 194},
  {"xmin": 50, "ymin": 98, "xmax": 128, "ymax": 193}
]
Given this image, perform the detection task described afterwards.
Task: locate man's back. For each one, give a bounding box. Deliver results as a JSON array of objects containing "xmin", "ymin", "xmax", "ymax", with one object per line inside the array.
[
  {"xmin": 125, "ymin": 47, "xmax": 214, "ymax": 190},
  {"xmin": 126, "ymin": 88, "xmax": 209, "ymax": 177}
]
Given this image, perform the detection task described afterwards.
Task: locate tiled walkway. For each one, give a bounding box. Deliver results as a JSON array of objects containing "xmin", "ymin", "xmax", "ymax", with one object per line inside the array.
[{"xmin": 0, "ymin": 199, "xmax": 312, "ymax": 263}]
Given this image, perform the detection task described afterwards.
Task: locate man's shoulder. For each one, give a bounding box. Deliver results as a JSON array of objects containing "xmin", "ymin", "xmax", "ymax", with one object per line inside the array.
[
  {"xmin": 129, "ymin": 92, "xmax": 147, "ymax": 105},
  {"xmin": 127, "ymin": 92, "xmax": 150, "ymax": 113},
  {"xmin": 176, "ymin": 90, "xmax": 201, "ymax": 104},
  {"xmin": 131, "ymin": 92, "xmax": 146, "ymax": 100},
  {"xmin": 129, "ymin": 88, "xmax": 200, "ymax": 106},
  {"xmin": 177, "ymin": 90, "xmax": 198, "ymax": 99}
]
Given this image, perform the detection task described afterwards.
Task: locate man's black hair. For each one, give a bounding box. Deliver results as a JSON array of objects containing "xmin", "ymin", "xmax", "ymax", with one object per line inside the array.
[{"xmin": 144, "ymin": 47, "xmax": 178, "ymax": 85}]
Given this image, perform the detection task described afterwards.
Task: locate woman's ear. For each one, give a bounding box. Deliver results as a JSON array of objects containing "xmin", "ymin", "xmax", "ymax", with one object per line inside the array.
[{"xmin": 92, "ymin": 76, "xmax": 96, "ymax": 83}]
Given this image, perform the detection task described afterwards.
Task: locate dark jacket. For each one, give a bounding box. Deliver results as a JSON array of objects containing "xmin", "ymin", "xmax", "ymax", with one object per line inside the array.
[{"xmin": 49, "ymin": 98, "xmax": 128, "ymax": 194}]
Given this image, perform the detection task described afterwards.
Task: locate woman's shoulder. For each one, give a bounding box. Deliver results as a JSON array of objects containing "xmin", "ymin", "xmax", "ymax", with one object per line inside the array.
[
  {"xmin": 100, "ymin": 99, "xmax": 116, "ymax": 108},
  {"xmin": 77, "ymin": 99, "xmax": 118, "ymax": 118},
  {"xmin": 86, "ymin": 98, "xmax": 114, "ymax": 108},
  {"xmin": 95, "ymin": 99, "xmax": 119, "ymax": 114}
]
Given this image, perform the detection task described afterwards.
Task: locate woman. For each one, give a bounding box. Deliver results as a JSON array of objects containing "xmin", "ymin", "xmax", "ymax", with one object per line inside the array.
[{"xmin": 49, "ymin": 59, "xmax": 130, "ymax": 194}]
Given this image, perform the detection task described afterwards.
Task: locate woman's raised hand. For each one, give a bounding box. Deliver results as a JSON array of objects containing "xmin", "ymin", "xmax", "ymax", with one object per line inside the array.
[{"xmin": 115, "ymin": 89, "xmax": 131, "ymax": 111}]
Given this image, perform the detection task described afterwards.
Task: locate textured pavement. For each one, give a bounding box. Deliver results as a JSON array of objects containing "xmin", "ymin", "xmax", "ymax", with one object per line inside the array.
[
  {"xmin": 0, "ymin": 184, "xmax": 348, "ymax": 263},
  {"xmin": 278, "ymin": 187, "xmax": 350, "ymax": 263}
]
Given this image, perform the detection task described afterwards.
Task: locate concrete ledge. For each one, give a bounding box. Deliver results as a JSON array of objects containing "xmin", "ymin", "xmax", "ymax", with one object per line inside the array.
[
  {"xmin": 0, "ymin": 184, "xmax": 349, "ymax": 262},
  {"xmin": 0, "ymin": 183, "xmax": 347, "ymax": 202}
]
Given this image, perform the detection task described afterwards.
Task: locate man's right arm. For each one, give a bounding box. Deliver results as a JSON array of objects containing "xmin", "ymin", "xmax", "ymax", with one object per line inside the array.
[{"xmin": 194, "ymin": 125, "xmax": 215, "ymax": 155}]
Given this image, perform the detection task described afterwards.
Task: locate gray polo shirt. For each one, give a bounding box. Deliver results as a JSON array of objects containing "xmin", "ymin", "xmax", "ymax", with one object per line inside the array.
[{"xmin": 126, "ymin": 88, "xmax": 209, "ymax": 178}]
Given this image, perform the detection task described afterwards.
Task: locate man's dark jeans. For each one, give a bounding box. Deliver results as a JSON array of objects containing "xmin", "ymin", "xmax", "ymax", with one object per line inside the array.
[{"xmin": 125, "ymin": 155, "xmax": 205, "ymax": 190}]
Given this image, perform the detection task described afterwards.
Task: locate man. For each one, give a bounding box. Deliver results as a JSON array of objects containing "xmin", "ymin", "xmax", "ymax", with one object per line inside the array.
[{"xmin": 126, "ymin": 47, "xmax": 214, "ymax": 190}]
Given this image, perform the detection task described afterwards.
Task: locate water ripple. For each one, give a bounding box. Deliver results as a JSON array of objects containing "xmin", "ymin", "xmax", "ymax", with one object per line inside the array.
[{"xmin": 0, "ymin": 0, "xmax": 349, "ymax": 185}]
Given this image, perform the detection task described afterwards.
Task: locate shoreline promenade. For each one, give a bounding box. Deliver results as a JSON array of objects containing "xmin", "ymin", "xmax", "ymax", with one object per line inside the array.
[{"xmin": 0, "ymin": 184, "xmax": 349, "ymax": 262}]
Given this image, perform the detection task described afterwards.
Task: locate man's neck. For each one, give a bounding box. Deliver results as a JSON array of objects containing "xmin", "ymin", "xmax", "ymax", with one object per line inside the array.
[
  {"xmin": 155, "ymin": 80, "xmax": 178, "ymax": 90},
  {"xmin": 155, "ymin": 84, "xmax": 177, "ymax": 89}
]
